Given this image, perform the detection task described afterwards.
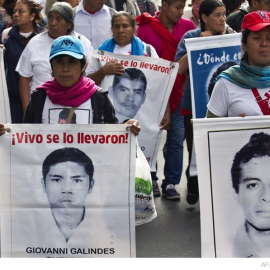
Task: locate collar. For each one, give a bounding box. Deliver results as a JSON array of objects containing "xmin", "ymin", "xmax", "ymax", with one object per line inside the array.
[{"xmin": 75, "ymin": 1, "xmax": 108, "ymax": 15}]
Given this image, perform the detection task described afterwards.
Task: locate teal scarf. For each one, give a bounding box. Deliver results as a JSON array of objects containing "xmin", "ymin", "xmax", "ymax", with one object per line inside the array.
[
  {"xmin": 98, "ymin": 36, "xmax": 145, "ymax": 56},
  {"xmin": 217, "ymin": 55, "xmax": 270, "ymax": 89}
]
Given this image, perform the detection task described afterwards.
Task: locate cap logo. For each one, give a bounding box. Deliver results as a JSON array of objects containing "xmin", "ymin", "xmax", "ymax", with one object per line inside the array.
[
  {"xmin": 60, "ymin": 39, "xmax": 74, "ymax": 47},
  {"xmin": 257, "ymin": 11, "xmax": 270, "ymax": 21}
]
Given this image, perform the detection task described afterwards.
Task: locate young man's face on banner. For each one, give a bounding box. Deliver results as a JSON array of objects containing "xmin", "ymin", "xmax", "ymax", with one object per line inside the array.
[
  {"xmin": 42, "ymin": 161, "xmax": 92, "ymax": 208},
  {"xmin": 112, "ymin": 77, "xmax": 146, "ymax": 119},
  {"xmin": 237, "ymin": 155, "xmax": 270, "ymax": 230}
]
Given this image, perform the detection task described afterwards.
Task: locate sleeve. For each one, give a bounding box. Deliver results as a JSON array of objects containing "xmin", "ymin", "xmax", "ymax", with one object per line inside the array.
[
  {"xmin": 207, "ymin": 78, "xmax": 231, "ymax": 117},
  {"xmin": 24, "ymin": 100, "xmax": 36, "ymax": 123},
  {"xmin": 80, "ymin": 34, "xmax": 95, "ymax": 76},
  {"xmin": 150, "ymin": 45, "xmax": 159, "ymax": 58},
  {"xmin": 15, "ymin": 43, "xmax": 33, "ymax": 77},
  {"xmin": 104, "ymin": 92, "xmax": 119, "ymax": 124},
  {"xmin": 175, "ymin": 33, "xmax": 188, "ymax": 61}
]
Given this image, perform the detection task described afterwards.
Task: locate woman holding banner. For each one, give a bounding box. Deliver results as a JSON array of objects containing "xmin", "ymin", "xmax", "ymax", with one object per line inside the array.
[
  {"xmin": 176, "ymin": 0, "xmax": 235, "ymax": 204},
  {"xmin": 2, "ymin": 0, "xmax": 43, "ymax": 124},
  {"xmin": 0, "ymin": 35, "xmax": 140, "ymax": 135},
  {"xmin": 207, "ymin": 11, "xmax": 270, "ymax": 118}
]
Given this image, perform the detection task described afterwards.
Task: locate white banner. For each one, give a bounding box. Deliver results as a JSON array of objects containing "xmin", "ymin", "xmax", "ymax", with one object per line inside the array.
[
  {"xmin": 0, "ymin": 47, "xmax": 11, "ymax": 123},
  {"xmin": 91, "ymin": 51, "xmax": 178, "ymax": 171},
  {"xmin": 193, "ymin": 116, "xmax": 270, "ymax": 258},
  {"xmin": 0, "ymin": 124, "xmax": 136, "ymax": 258}
]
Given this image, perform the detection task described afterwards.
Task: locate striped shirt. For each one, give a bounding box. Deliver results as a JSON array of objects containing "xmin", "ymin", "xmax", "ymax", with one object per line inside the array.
[{"xmin": 136, "ymin": 0, "xmax": 158, "ymax": 16}]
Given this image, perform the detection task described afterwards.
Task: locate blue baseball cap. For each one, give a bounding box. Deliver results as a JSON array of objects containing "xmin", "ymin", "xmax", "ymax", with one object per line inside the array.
[{"xmin": 50, "ymin": 36, "xmax": 85, "ymax": 60}]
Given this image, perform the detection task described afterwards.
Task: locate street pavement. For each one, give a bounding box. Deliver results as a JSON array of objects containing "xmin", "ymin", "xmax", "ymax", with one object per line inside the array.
[{"xmin": 136, "ymin": 131, "xmax": 201, "ymax": 258}]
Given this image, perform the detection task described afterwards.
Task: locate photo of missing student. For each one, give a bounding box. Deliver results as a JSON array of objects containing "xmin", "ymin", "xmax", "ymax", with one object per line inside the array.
[
  {"xmin": 109, "ymin": 68, "xmax": 147, "ymax": 124},
  {"xmin": 47, "ymin": 108, "xmax": 91, "ymax": 124},
  {"xmin": 93, "ymin": 51, "xmax": 178, "ymax": 171},
  {"xmin": 207, "ymin": 129, "xmax": 270, "ymax": 258},
  {"xmin": 0, "ymin": 125, "xmax": 136, "ymax": 258}
]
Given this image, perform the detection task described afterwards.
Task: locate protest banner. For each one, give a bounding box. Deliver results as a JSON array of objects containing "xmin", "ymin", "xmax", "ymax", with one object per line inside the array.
[
  {"xmin": 185, "ymin": 33, "xmax": 242, "ymax": 177},
  {"xmin": 0, "ymin": 47, "xmax": 11, "ymax": 123},
  {"xmin": 0, "ymin": 124, "xmax": 136, "ymax": 258},
  {"xmin": 193, "ymin": 116, "xmax": 270, "ymax": 258},
  {"xmin": 91, "ymin": 51, "xmax": 178, "ymax": 171},
  {"xmin": 185, "ymin": 33, "xmax": 242, "ymax": 119}
]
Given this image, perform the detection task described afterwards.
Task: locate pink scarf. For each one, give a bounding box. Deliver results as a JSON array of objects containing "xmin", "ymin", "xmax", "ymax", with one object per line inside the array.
[{"xmin": 36, "ymin": 76, "xmax": 98, "ymax": 107}]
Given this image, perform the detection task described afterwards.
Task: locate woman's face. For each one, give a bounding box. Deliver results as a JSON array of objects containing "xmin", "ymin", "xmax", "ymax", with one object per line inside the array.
[
  {"xmin": 13, "ymin": 3, "xmax": 35, "ymax": 27},
  {"xmin": 243, "ymin": 26, "xmax": 270, "ymax": 67},
  {"xmin": 202, "ymin": 6, "xmax": 226, "ymax": 35},
  {"xmin": 237, "ymin": 156, "xmax": 270, "ymax": 230},
  {"xmin": 112, "ymin": 15, "xmax": 135, "ymax": 47},
  {"xmin": 52, "ymin": 55, "xmax": 84, "ymax": 88},
  {"xmin": 47, "ymin": 12, "xmax": 72, "ymax": 39}
]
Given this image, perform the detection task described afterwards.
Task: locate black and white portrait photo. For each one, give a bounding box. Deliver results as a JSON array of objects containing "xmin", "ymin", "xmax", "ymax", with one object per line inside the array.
[
  {"xmin": 109, "ymin": 68, "xmax": 147, "ymax": 123},
  {"xmin": 230, "ymin": 132, "xmax": 270, "ymax": 258},
  {"xmin": 0, "ymin": 125, "xmax": 136, "ymax": 258},
  {"xmin": 198, "ymin": 126, "xmax": 270, "ymax": 258},
  {"xmin": 41, "ymin": 147, "xmax": 94, "ymax": 243}
]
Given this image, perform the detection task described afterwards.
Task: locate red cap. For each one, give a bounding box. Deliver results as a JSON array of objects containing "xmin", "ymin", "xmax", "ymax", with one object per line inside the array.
[{"xmin": 242, "ymin": 11, "xmax": 270, "ymax": 31}]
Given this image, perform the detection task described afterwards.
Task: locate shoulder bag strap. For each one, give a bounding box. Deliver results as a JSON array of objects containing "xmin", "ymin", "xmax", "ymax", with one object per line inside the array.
[
  {"xmin": 251, "ymin": 88, "xmax": 270, "ymax": 115},
  {"xmin": 66, "ymin": 107, "xmax": 76, "ymax": 123}
]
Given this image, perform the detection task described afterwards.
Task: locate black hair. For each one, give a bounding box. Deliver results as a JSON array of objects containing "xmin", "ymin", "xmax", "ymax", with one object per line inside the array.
[
  {"xmin": 111, "ymin": 11, "xmax": 136, "ymax": 31},
  {"xmin": 162, "ymin": 0, "xmax": 186, "ymax": 6},
  {"xmin": 112, "ymin": 68, "xmax": 147, "ymax": 90},
  {"xmin": 231, "ymin": 132, "xmax": 270, "ymax": 193},
  {"xmin": 207, "ymin": 61, "xmax": 237, "ymax": 98},
  {"xmin": 199, "ymin": 0, "xmax": 225, "ymax": 31},
  {"xmin": 42, "ymin": 147, "xmax": 94, "ymax": 188},
  {"xmin": 247, "ymin": 0, "xmax": 261, "ymax": 7},
  {"xmin": 222, "ymin": 0, "xmax": 244, "ymax": 16},
  {"xmin": 58, "ymin": 108, "xmax": 76, "ymax": 123}
]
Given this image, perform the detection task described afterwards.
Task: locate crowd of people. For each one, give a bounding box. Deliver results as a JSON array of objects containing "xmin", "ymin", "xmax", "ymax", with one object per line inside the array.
[{"xmin": 1, "ymin": 0, "xmax": 270, "ymax": 254}]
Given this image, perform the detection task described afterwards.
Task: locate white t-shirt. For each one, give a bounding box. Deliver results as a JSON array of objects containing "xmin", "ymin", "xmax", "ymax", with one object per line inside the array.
[
  {"xmin": 42, "ymin": 97, "xmax": 93, "ymax": 124},
  {"xmin": 16, "ymin": 32, "xmax": 94, "ymax": 92},
  {"xmin": 87, "ymin": 42, "xmax": 159, "ymax": 74},
  {"xmin": 207, "ymin": 77, "xmax": 270, "ymax": 117}
]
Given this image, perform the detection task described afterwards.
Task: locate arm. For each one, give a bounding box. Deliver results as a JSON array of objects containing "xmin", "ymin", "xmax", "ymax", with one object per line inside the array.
[
  {"xmin": 87, "ymin": 61, "xmax": 125, "ymax": 85},
  {"xmin": 19, "ymin": 75, "xmax": 32, "ymax": 116},
  {"xmin": 159, "ymin": 101, "xmax": 171, "ymax": 130},
  {"xmin": 176, "ymin": 30, "xmax": 213, "ymax": 74},
  {"xmin": 0, "ymin": 123, "xmax": 6, "ymax": 136}
]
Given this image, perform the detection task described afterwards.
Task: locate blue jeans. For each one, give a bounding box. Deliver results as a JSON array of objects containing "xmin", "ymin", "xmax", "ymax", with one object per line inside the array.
[{"xmin": 162, "ymin": 99, "xmax": 185, "ymax": 189}]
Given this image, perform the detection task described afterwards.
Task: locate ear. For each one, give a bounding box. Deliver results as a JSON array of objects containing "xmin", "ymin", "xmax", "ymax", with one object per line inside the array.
[
  {"xmin": 201, "ymin": 14, "xmax": 208, "ymax": 24},
  {"xmin": 161, "ymin": 0, "xmax": 168, "ymax": 10},
  {"xmin": 82, "ymin": 61, "xmax": 88, "ymax": 73},
  {"xmin": 242, "ymin": 42, "xmax": 247, "ymax": 54},
  {"xmin": 141, "ymin": 91, "xmax": 146, "ymax": 104},
  {"xmin": 108, "ymin": 86, "xmax": 114, "ymax": 98},
  {"xmin": 251, "ymin": 0, "xmax": 258, "ymax": 8},
  {"xmin": 31, "ymin": 13, "xmax": 35, "ymax": 21},
  {"xmin": 88, "ymin": 178, "xmax": 94, "ymax": 194},
  {"xmin": 41, "ymin": 177, "xmax": 46, "ymax": 193}
]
